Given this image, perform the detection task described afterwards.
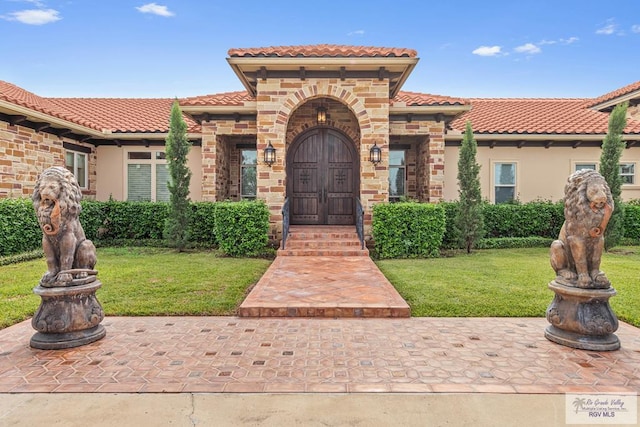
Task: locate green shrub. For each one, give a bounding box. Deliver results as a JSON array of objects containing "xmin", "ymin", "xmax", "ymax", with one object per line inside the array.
[
  {"xmin": 623, "ymin": 204, "xmax": 640, "ymax": 239},
  {"xmin": 214, "ymin": 201, "xmax": 269, "ymax": 257},
  {"xmin": 476, "ymin": 237, "xmax": 554, "ymax": 249},
  {"xmin": 372, "ymin": 202, "xmax": 446, "ymax": 258},
  {"xmin": 190, "ymin": 202, "xmax": 218, "ymax": 246},
  {"xmin": 0, "ymin": 199, "xmax": 40, "ymax": 256},
  {"xmin": 80, "ymin": 200, "xmax": 107, "ymax": 240},
  {"xmin": 98, "ymin": 201, "xmax": 168, "ymax": 240},
  {"xmin": 482, "ymin": 201, "xmax": 563, "ymax": 238},
  {"xmin": 440, "ymin": 201, "xmax": 461, "ymax": 249}
]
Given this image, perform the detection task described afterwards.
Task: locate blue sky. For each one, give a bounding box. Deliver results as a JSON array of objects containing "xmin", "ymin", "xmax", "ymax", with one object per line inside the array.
[{"xmin": 1, "ymin": 0, "xmax": 639, "ymax": 99}]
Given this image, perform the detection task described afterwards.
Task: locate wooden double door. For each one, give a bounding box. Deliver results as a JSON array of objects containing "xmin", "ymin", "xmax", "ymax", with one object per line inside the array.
[{"xmin": 287, "ymin": 128, "xmax": 359, "ymax": 225}]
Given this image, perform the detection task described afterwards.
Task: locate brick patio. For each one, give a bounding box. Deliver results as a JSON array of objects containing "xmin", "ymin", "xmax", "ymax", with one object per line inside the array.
[{"xmin": 1, "ymin": 316, "xmax": 639, "ymax": 394}]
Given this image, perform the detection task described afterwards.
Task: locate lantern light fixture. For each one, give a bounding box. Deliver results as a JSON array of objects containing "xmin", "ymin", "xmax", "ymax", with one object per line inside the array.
[
  {"xmin": 264, "ymin": 142, "xmax": 276, "ymax": 166},
  {"xmin": 316, "ymin": 105, "xmax": 327, "ymax": 125},
  {"xmin": 369, "ymin": 142, "xmax": 382, "ymax": 164}
]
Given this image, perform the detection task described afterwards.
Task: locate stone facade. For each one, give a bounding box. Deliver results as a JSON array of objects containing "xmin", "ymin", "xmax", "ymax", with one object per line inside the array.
[
  {"xmin": 389, "ymin": 120, "xmax": 446, "ymax": 202},
  {"xmin": 0, "ymin": 121, "xmax": 96, "ymax": 198},
  {"xmin": 200, "ymin": 119, "xmax": 257, "ymax": 201},
  {"xmin": 253, "ymin": 78, "xmax": 391, "ymax": 238}
]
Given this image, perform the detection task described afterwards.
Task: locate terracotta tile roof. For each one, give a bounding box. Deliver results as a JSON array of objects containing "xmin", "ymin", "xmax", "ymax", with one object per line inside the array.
[
  {"xmin": 0, "ymin": 80, "xmax": 102, "ymax": 131},
  {"xmin": 48, "ymin": 98, "xmax": 200, "ymax": 133},
  {"xmin": 180, "ymin": 91, "xmax": 255, "ymax": 107},
  {"xmin": 393, "ymin": 91, "xmax": 469, "ymax": 106},
  {"xmin": 451, "ymin": 98, "xmax": 640, "ymax": 135},
  {"xmin": 588, "ymin": 80, "xmax": 640, "ymax": 108},
  {"xmin": 1, "ymin": 80, "xmax": 199, "ymax": 133},
  {"xmin": 228, "ymin": 44, "xmax": 417, "ymax": 58}
]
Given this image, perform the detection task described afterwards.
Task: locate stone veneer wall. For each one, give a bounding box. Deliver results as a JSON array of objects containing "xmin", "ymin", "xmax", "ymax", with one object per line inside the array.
[
  {"xmin": 214, "ymin": 135, "xmax": 231, "ymax": 200},
  {"xmin": 255, "ymin": 78, "xmax": 390, "ymax": 240},
  {"xmin": 0, "ymin": 120, "xmax": 97, "ymax": 198},
  {"xmin": 200, "ymin": 119, "xmax": 257, "ymax": 201},
  {"xmin": 629, "ymin": 104, "xmax": 640, "ymax": 121},
  {"xmin": 286, "ymin": 99, "xmax": 360, "ymax": 144},
  {"xmin": 390, "ymin": 120, "xmax": 446, "ymax": 202}
]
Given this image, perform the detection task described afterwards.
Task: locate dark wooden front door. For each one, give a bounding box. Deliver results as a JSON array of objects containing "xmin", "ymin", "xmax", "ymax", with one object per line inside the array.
[{"xmin": 288, "ymin": 128, "xmax": 358, "ymax": 225}]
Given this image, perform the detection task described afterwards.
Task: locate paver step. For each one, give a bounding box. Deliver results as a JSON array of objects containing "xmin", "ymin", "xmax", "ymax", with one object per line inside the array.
[
  {"xmin": 277, "ymin": 248, "xmax": 369, "ymax": 257},
  {"xmin": 283, "ymin": 239, "xmax": 363, "ymax": 249},
  {"xmin": 281, "ymin": 225, "xmax": 366, "ymax": 257}
]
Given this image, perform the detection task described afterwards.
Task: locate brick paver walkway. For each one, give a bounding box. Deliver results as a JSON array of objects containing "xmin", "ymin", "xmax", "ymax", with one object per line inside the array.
[{"xmin": 1, "ymin": 316, "xmax": 639, "ymax": 394}]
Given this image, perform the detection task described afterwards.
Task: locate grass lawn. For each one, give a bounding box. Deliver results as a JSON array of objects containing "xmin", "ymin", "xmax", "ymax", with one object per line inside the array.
[
  {"xmin": 376, "ymin": 246, "xmax": 640, "ymax": 327},
  {"xmin": 0, "ymin": 247, "xmax": 272, "ymax": 329},
  {"xmin": 1, "ymin": 246, "xmax": 639, "ymax": 330}
]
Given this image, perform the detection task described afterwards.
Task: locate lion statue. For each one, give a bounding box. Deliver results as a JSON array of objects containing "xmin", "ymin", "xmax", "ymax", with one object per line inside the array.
[
  {"xmin": 550, "ymin": 169, "xmax": 613, "ymax": 289},
  {"xmin": 32, "ymin": 166, "xmax": 97, "ymax": 287}
]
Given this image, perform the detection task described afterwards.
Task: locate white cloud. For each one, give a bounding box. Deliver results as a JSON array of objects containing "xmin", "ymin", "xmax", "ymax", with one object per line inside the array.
[
  {"xmin": 4, "ymin": 8, "xmax": 60, "ymax": 24},
  {"xmin": 539, "ymin": 37, "xmax": 578, "ymax": 46},
  {"xmin": 560, "ymin": 36, "xmax": 579, "ymax": 44},
  {"xmin": 347, "ymin": 30, "xmax": 365, "ymax": 36},
  {"xmin": 596, "ymin": 19, "xmax": 616, "ymax": 35},
  {"xmin": 514, "ymin": 43, "xmax": 541, "ymax": 54},
  {"xmin": 632, "ymin": 25, "xmax": 640, "ymax": 33},
  {"xmin": 136, "ymin": 3, "xmax": 175, "ymax": 17},
  {"xmin": 472, "ymin": 45, "xmax": 502, "ymax": 57}
]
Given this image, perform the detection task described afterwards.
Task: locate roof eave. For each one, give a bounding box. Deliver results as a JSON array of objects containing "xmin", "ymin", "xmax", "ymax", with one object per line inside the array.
[
  {"xmin": 227, "ymin": 56, "xmax": 420, "ymax": 98},
  {"xmin": 180, "ymin": 104, "xmax": 257, "ymax": 115},
  {"xmin": 589, "ymin": 89, "xmax": 640, "ymax": 111},
  {"xmin": 445, "ymin": 133, "xmax": 611, "ymax": 141},
  {"xmin": 0, "ymin": 99, "xmax": 105, "ymax": 137}
]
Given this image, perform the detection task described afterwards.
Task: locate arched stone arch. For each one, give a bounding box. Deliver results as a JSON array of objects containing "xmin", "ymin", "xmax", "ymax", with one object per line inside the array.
[{"xmin": 275, "ymin": 84, "xmax": 371, "ymax": 141}]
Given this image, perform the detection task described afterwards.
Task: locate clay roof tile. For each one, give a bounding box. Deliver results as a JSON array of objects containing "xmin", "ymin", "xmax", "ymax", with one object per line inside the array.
[{"xmin": 228, "ymin": 44, "xmax": 417, "ymax": 58}]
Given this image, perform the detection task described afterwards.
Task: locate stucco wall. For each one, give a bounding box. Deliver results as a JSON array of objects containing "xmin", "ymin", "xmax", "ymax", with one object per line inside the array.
[
  {"xmin": 444, "ymin": 145, "xmax": 640, "ymax": 202},
  {"xmin": 95, "ymin": 145, "xmax": 202, "ymax": 201}
]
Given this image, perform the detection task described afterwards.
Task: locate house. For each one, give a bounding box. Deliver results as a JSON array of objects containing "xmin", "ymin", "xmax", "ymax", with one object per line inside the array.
[{"xmin": 1, "ymin": 44, "xmax": 639, "ymax": 240}]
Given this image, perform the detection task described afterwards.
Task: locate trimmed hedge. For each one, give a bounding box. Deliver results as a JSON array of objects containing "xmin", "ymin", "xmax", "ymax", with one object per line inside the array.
[
  {"xmin": 624, "ymin": 205, "xmax": 640, "ymax": 240},
  {"xmin": 0, "ymin": 199, "xmax": 40, "ymax": 256},
  {"xmin": 481, "ymin": 201, "xmax": 564, "ymax": 238},
  {"xmin": 373, "ymin": 202, "xmax": 446, "ymax": 258},
  {"xmin": 0, "ymin": 199, "xmax": 268, "ymax": 257},
  {"xmin": 214, "ymin": 201, "xmax": 269, "ymax": 257}
]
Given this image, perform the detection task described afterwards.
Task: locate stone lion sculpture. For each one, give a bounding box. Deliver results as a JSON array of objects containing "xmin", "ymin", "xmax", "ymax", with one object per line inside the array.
[
  {"xmin": 32, "ymin": 166, "xmax": 97, "ymax": 287},
  {"xmin": 550, "ymin": 169, "xmax": 613, "ymax": 289}
]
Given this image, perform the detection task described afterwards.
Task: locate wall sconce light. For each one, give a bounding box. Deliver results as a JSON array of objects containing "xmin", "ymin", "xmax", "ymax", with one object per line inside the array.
[
  {"xmin": 369, "ymin": 142, "xmax": 382, "ymax": 165},
  {"xmin": 316, "ymin": 105, "xmax": 327, "ymax": 126},
  {"xmin": 264, "ymin": 142, "xmax": 276, "ymax": 166}
]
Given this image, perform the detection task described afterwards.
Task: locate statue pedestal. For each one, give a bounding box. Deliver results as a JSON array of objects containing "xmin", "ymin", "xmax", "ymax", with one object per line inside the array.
[
  {"xmin": 545, "ymin": 280, "xmax": 619, "ymax": 351},
  {"xmin": 30, "ymin": 280, "xmax": 106, "ymax": 350}
]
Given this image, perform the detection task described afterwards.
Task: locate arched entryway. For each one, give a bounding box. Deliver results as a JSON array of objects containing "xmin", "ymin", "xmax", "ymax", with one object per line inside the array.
[{"xmin": 287, "ymin": 128, "xmax": 359, "ymax": 225}]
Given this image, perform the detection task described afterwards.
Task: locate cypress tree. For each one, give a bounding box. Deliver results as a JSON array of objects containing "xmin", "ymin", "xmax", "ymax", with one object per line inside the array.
[
  {"xmin": 456, "ymin": 121, "xmax": 484, "ymax": 253},
  {"xmin": 164, "ymin": 100, "xmax": 192, "ymax": 251},
  {"xmin": 599, "ymin": 102, "xmax": 628, "ymax": 251}
]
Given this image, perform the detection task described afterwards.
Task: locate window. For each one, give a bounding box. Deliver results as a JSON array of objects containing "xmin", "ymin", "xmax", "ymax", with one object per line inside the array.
[
  {"xmin": 389, "ymin": 150, "xmax": 406, "ymax": 202},
  {"xmin": 620, "ymin": 163, "xmax": 635, "ymax": 185},
  {"xmin": 240, "ymin": 149, "xmax": 257, "ymax": 199},
  {"xmin": 575, "ymin": 163, "xmax": 597, "ymax": 172},
  {"xmin": 126, "ymin": 151, "xmax": 169, "ymax": 201},
  {"xmin": 494, "ymin": 162, "xmax": 516, "ymax": 203},
  {"xmin": 65, "ymin": 151, "xmax": 88, "ymax": 189}
]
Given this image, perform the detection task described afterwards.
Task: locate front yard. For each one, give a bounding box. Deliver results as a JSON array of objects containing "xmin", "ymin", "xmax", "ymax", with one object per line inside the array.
[{"xmin": 1, "ymin": 246, "xmax": 639, "ymax": 329}]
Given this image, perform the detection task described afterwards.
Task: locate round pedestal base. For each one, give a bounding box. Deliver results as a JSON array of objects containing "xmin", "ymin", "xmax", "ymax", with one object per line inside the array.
[
  {"xmin": 545, "ymin": 325, "xmax": 620, "ymax": 351},
  {"xmin": 30, "ymin": 280, "xmax": 106, "ymax": 350},
  {"xmin": 545, "ymin": 280, "xmax": 620, "ymax": 351},
  {"xmin": 30, "ymin": 324, "xmax": 106, "ymax": 350}
]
